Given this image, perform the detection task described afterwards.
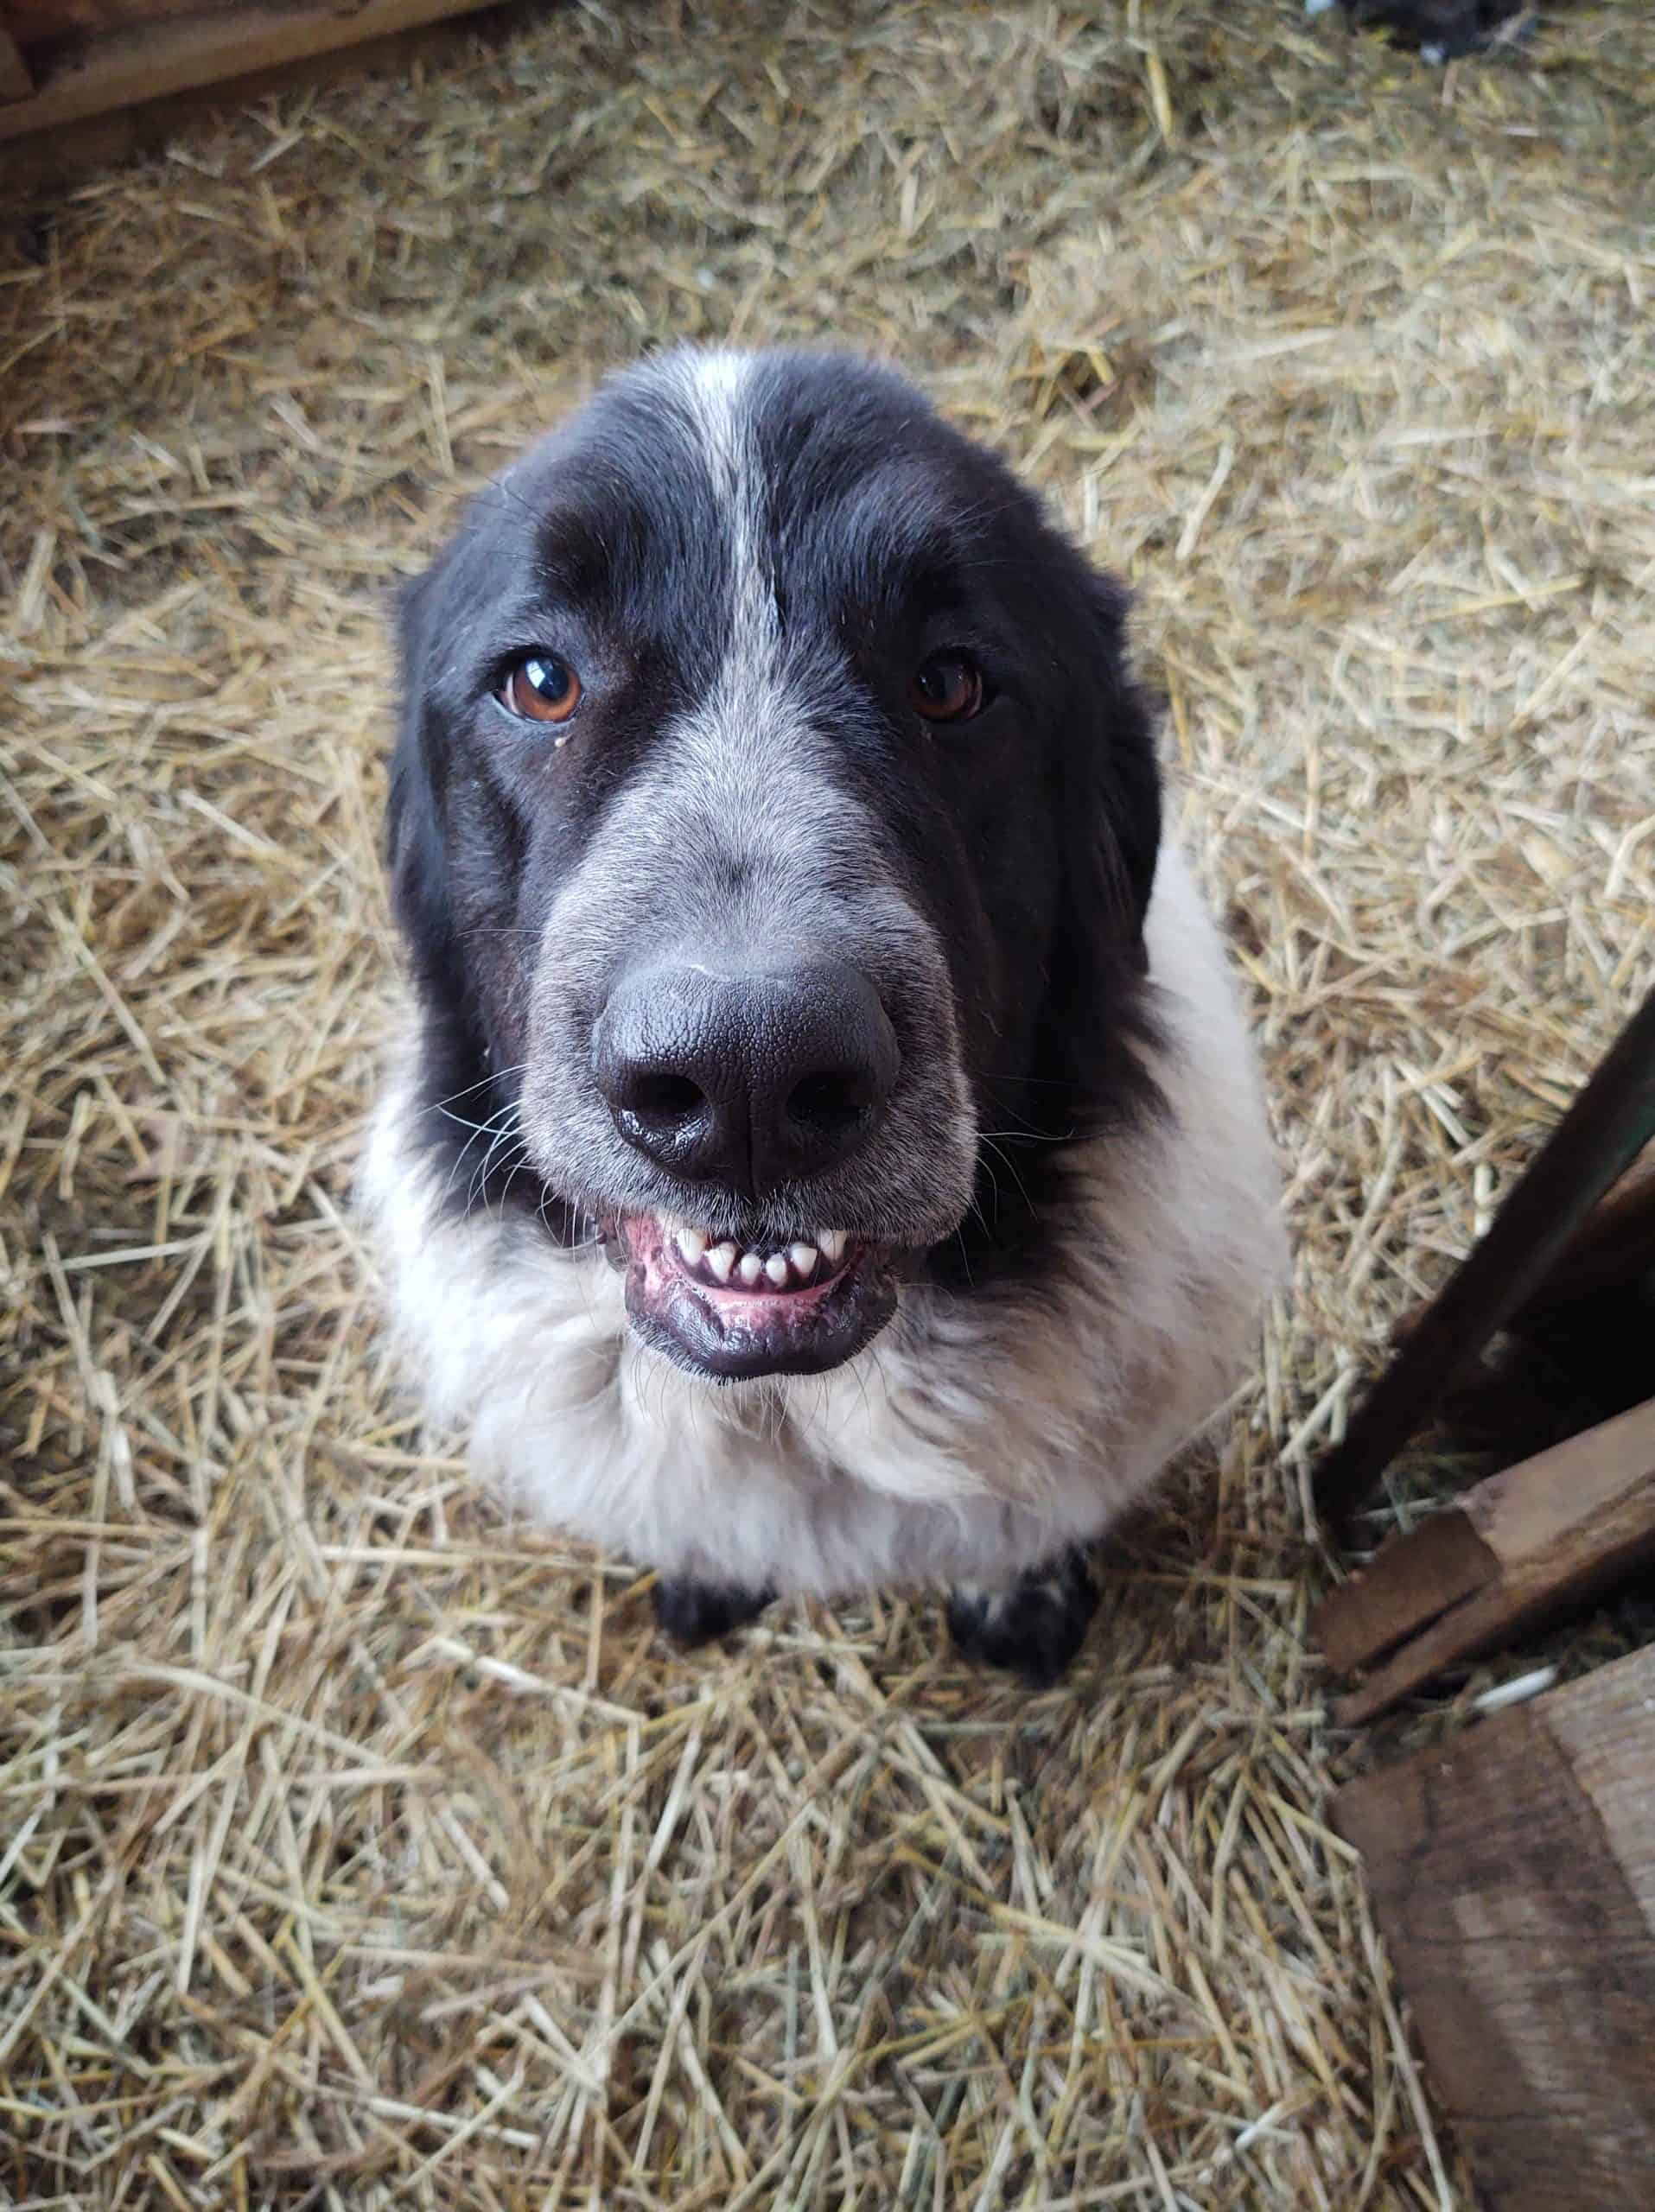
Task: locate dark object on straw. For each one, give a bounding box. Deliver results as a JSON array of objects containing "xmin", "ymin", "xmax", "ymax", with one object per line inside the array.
[{"xmin": 1305, "ymin": 0, "xmax": 1545, "ymax": 62}]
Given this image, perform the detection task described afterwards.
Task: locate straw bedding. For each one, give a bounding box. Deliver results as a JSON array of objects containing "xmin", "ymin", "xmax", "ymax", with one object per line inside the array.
[{"xmin": 3, "ymin": 1, "xmax": 1652, "ymax": 2203}]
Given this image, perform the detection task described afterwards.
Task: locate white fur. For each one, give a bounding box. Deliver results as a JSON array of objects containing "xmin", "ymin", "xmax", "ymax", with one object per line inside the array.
[
  {"xmin": 663, "ymin": 348, "xmax": 780, "ymax": 721},
  {"xmin": 360, "ymin": 842, "xmax": 1286, "ymax": 1598}
]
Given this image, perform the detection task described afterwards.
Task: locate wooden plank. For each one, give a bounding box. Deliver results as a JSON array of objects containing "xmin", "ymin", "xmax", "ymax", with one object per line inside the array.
[
  {"xmin": 0, "ymin": 0, "xmax": 506, "ymax": 141},
  {"xmin": 1333, "ymin": 1645, "xmax": 1655, "ymax": 2212},
  {"xmin": 1314, "ymin": 1503, "xmax": 1495, "ymax": 1676},
  {"xmin": 1317, "ymin": 1395, "xmax": 1655, "ymax": 1723},
  {"xmin": 0, "ymin": 29, "xmax": 35, "ymax": 99},
  {"xmin": 1314, "ymin": 982, "xmax": 1655, "ymax": 1525}
]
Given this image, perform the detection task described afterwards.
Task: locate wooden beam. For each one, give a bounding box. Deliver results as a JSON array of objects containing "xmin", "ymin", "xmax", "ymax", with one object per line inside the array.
[
  {"xmin": 1314, "ymin": 982, "xmax": 1655, "ymax": 1525},
  {"xmin": 1315, "ymin": 1395, "xmax": 1655, "ymax": 1723},
  {"xmin": 1333, "ymin": 1645, "xmax": 1655, "ymax": 2212},
  {"xmin": 0, "ymin": 30, "xmax": 36, "ymax": 100},
  {"xmin": 1390, "ymin": 1141, "xmax": 1655, "ymax": 1345},
  {"xmin": 0, "ymin": 0, "xmax": 508, "ymax": 142}
]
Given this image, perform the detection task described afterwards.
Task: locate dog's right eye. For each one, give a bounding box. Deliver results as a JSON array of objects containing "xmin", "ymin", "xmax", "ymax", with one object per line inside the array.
[
  {"xmin": 910, "ymin": 652, "xmax": 986, "ymax": 725},
  {"xmin": 497, "ymin": 654, "xmax": 582, "ymax": 728}
]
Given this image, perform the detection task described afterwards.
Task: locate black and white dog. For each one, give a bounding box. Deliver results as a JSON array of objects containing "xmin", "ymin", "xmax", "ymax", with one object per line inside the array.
[{"xmin": 360, "ymin": 349, "xmax": 1284, "ymax": 1685}]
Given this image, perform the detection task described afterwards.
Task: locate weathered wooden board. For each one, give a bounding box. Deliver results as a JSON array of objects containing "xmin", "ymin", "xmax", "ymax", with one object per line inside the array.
[
  {"xmin": 1334, "ymin": 1643, "xmax": 1655, "ymax": 2212},
  {"xmin": 0, "ymin": 0, "xmax": 506, "ymax": 142},
  {"xmin": 1315, "ymin": 1395, "xmax": 1655, "ymax": 1722}
]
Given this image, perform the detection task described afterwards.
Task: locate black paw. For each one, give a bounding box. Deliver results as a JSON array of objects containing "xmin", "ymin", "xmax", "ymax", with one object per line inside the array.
[
  {"xmin": 652, "ymin": 1576, "xmax": 772, "ymax": 1649},
  {"xmin": 946, "ymin": 1549, "xmax": 1098, "ymax": 1687}
]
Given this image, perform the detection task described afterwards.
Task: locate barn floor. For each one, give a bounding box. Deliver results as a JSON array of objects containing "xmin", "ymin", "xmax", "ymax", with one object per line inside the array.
[{"xmin": 3, "ymin": 2, "xmax": 1652, "ymax": 2204}]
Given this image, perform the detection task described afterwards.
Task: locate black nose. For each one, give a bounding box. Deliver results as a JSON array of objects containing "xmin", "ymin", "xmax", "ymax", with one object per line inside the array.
[{"xmin": 592, "ymin": 959, "xmax": 901, "ymax": 1196}]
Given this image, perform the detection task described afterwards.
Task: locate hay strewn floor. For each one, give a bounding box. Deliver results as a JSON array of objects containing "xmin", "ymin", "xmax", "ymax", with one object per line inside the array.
[{"xmin": 3, "ymin": 2, "xmax": 1652, "ymax": 2203}]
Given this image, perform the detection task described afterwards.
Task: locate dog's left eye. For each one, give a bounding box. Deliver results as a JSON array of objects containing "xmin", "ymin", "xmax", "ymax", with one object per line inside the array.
[
  {"xmin": 497, "ymin": 654, "xmax": 582, "ymax": 726},
  {"xmin": 910, "ymin": 652, "xmax": 985, "ymax": 725}
]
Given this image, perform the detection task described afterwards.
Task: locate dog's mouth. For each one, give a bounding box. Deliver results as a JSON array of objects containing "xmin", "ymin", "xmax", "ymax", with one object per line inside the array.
[{"xmin": 608, "ymin": 1213, "xmax": 900, "ymax": 1381}]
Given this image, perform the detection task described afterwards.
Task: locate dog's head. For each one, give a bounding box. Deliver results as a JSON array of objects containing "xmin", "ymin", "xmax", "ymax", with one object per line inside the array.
[{"xmin": 388, "ymin": 348, "xmax": 1160, "ymax": 1383}]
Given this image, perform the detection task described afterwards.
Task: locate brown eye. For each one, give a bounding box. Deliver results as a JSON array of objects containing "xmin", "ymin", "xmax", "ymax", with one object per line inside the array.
[
  {"xmin": 500, "ymin": 654, "xmax": 582, "ymax": 726},
  {"xmin": 910, "ymin": 652, "xmax": 985, "ymax": 724}
]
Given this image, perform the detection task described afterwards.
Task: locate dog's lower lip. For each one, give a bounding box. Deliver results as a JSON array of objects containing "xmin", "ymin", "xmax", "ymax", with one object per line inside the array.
[{"xmin": 611, "ymin": 1211, "xmax": 896, "ymax": 1379}]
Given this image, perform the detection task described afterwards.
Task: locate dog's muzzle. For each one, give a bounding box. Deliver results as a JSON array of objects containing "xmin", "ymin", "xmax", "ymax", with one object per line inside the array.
[{"xmin": 592, "ymin": 953, "xmax": 903, "ymax": 1379}]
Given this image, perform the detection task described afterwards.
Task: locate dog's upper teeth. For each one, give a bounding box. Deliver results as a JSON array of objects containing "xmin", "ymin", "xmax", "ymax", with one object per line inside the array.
[
  {"xmin": 737, "ymin": 1252, "xmax": 765, "ymax": 1287},
  {"xmin": 676, "ymin": 1227, "xmax": 707, "ymax": 1263},
  {"xmin": 705, "ymin": 1241, "xmax": 736, "ymax": 1283},
  {"xmin": 818, "ymin": 1229, "xmax": 848, "ymax": 1264},
  {"xmin": 789, "ymin": 1243, "xmax": 818, "ymax": 1277}
]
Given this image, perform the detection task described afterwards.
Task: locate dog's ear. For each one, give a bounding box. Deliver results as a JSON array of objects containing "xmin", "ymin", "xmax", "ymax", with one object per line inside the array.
[
  {"xmin": 384, "ymin": 560, "xmax": 461, "ymax": 999},
  {"xmin": 1061, "ymin": 569, "xmax": 1162, "ymax": 952},
  {"xmin": 1031, "ymin": 566, "xmax": 1162, "ymax": 1121}
]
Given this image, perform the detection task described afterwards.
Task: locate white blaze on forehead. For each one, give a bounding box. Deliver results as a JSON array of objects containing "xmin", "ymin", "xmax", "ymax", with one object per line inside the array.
[
  {"xmin": 664, "ymin": 347, "xmax": 757, "ymax": 486},
  {"xmin": 660, "ymin": 345, "xmax": 779, "ymax": 677},
  {"xmin": 652, "ymin": 346, "xmax": 831, "ymax": 873}
]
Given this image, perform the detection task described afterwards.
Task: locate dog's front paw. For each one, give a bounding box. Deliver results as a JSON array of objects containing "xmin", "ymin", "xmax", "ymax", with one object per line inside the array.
[
  {"xmin": 652, "ymin": 1575, "xmax": 773, "ymax": 1649},
  {"xmin": 946, "ymin": 1548, "xmax": 1098, "ymax": 1687}
]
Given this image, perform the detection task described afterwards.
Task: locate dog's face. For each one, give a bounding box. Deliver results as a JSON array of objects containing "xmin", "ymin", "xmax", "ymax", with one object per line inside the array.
[{"xmin": 388, "ymin": 350, "xmax": 1160, "ymax": 1383}]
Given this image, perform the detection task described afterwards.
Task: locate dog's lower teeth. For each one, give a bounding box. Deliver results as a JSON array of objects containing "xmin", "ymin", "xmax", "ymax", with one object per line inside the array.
[
  {"xmin": 705, "ymin": 1242, "xmax": 735, "ymax": 1283},
  {"xmin": 790, "ymin": 1243, "xmax": 818, "ymax": 1277},
  {"xmin": 737, "ymin": 1253, "xmax": 765, "ymax": 1287}
]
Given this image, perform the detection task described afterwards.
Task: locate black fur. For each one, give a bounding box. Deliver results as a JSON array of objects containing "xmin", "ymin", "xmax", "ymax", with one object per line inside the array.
[
  {"xmin": 946, "ymin": 1549, "xmax": 1099, "ymax": 1688},
  {"xmin": 652, "ymin": 1576, "xmax": 773, "ymax": 1648},
  {"xmin": 1319, "ymin": 0, "xmax": 1541, "ymax": 59},
  {"xmin": 385, "ymin": 348, "xmax": 1164, "ymax": 1297}
]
